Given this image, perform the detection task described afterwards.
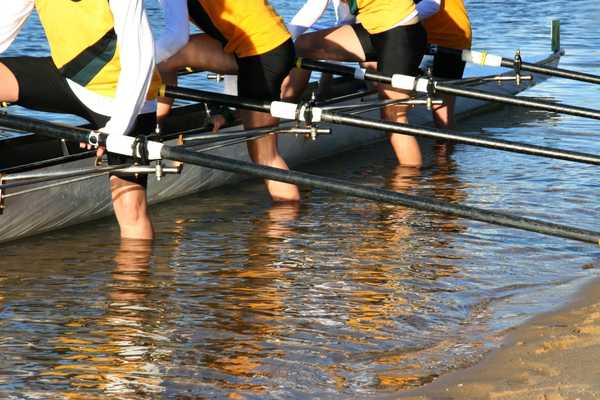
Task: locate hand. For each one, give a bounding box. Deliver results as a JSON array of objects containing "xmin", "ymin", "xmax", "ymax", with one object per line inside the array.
[
  {"xmin": 80, "ymin": 141, "xmax": 105, "ymax": 158},
  {"xmin": 211, "ymin": 114, "xmax": 227, "ymax": 133}
]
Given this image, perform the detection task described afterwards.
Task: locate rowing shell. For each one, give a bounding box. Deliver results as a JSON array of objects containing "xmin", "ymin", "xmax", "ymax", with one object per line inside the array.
[{"xmin": 0, "ymin": 49, "xmax": 561, "ymax": 244}]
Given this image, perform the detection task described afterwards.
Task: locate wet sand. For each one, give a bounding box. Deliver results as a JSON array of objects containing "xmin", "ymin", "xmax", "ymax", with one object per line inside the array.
[{"xmin": 400, "ymin": 275, "xmax": 600, "ymax": 400}]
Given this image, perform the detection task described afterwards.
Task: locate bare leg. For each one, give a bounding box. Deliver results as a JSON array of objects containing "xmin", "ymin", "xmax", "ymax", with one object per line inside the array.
[
  {"xmin": 157, "ymin": 34, "xmax": 238, "ymax": 119},
  {"xmin": 0, "ymin": 62, "xmax": 20, "ymax": 102},
  {"xmin": 282, "ymin": 25, "xmax": 367, "ymax": 101},
  {"xmin": 111, "ymin": 176, "xmax": 154, "ymax": 240},
  {"xmin": 379, "ymin": 85, "xmax": 422, "ymax": 167},
  {"xmin": 431, "ymin": 93, "xmax": 457, "ymax": 129},
  {"xmin": 242, "ymin": 110, "xmax": 300, "ymax": 202}
]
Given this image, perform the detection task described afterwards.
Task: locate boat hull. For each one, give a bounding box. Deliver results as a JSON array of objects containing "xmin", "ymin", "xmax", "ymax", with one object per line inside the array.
[{"xmin": 0, "ymin": 52, "xmax": 561, "ymax": 244}]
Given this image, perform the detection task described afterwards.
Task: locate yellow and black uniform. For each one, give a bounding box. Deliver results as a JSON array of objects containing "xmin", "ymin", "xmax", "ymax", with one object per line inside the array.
[
  {"xmin": 1, "ymin": 0, "xmax": 159, "ymax": 186},
  {"xmin": 418, "ymin": 0, "xmax": 472, "ymax": 79},
  {"xmin": 349, "ymin": 0, "xmax": 417, "ymax": 34},
  {"xmin": 187, "ymin": 0, "xmax": 295, "ymax": 101},
  {"xmin": 37, "ymin": 0, "xmax": 125, "ymax": 98},
  {"xmin": 422, "ymin": 0, "xmax": 471, "ymax": 50},
  {"xmin": 2, "ymin": 0, "xmax": 159, "ymax": 120},
  {"xmin": 348, "ymin": 0, "xmax": 427, "ymax": 77}
]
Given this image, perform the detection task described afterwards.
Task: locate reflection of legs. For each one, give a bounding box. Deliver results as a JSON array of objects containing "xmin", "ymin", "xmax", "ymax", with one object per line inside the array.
[
  {"xmin": 111, "ymin": 177, "xmax": 154, "ymax": 240},
  {"xmin": 282, "ymin": 25, "xmax": 366, "ymax": 100},
  {"xmin": 0, "ymin": 62, "xmax": 19, "ymax": 102},
  {"xmin": 242, "ymin": 110, "xmax": 300, "ymax": 202},
  {"xmin": 157, "ymin": 34, "xmax": 238, "ymax": 119},
  {"xmin": 379, "ymin": 85, "xmax": 422, "ymax": 167}
]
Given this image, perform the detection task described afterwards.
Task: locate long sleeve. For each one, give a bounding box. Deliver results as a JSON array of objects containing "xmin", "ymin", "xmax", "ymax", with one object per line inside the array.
[
  {"xmin": 0, "ymin": 0, "xmax": 34, "ymax": 54},
  {"xmin": 416, "ymin": 0, "xmax": 441, "ymax": 20},
  {"xmin": 103, "ymin": 0, "xmax": 156, "ymax": 136},
  {"xmin": 332, "ymin": 0, "xmax": 353, "ymax": 25},
  {"xmin": 288, "ymin": 0, "xmax": 330, "ymax": 40},
  {"xmin": 155, "ymin": 0, "xmax": 189, "ymax": 63}
]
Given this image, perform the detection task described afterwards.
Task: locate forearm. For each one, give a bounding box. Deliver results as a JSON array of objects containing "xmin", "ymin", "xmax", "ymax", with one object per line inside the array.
[
  {"xmin": 104, "ymin": 0, "xmax": 156, "ymax": 136},
  {"xmin": 155, "ymin": 0, "xmax": 189, "ymax": 63},
  {"xmin": 288, "ymin": 0, "xmax": 329, "ymax": 39},
  {"xmin": 415, "ymin": 0, "xmax": 441, "ymax": 20}
]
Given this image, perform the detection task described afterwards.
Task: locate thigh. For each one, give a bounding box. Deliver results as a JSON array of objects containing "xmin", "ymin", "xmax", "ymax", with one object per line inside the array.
[
  {"xmin": 0, "ymin": 56, "xmax": 108, "ymax": 126},
  {"xmin": 295, "ymin": 24, "xmax": 367, "ymax": 62},
  {"xmin": 0, "ymin": 62, "xmax": 19, "ymax": 102},
  {"xmin": 371, "ymin": 23, "xmax": 427, "ymax": 76}
]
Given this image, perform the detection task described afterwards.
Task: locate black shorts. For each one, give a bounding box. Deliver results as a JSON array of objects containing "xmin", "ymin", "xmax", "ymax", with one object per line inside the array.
[
  {"xmin": 236, "ymin": 39, "xmax": 295, "ymax": 101},
  {"xmin": 1, "ymin": 56, "xmax": 109, "ymax": 126},
  {"xmin": 432, "ymin": 52, "xmax": 466, "ymax": 80},
  {"xmin": 352, "ymin": 22, "xmax": 427, "ymax": 76},
  {"xmin": 1, "ymin": 56, "xmax": 156, "ymax": 186}
]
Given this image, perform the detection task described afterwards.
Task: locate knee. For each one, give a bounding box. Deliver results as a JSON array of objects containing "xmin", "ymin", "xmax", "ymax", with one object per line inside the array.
[{"xmin": 111, "ymin": 178, "xmax": 147, "ymax": 220}]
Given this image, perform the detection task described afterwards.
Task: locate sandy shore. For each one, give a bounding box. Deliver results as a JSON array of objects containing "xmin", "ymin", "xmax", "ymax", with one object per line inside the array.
[{"xmin": 399, "ymin": 275, "xmax": 600, "ymax": 400}]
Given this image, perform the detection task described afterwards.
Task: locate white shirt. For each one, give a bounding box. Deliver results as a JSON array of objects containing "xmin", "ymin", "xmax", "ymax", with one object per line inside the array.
[
  {"xmin": 288, "ymin": 0, "xmax": 430, "ymax": 40},
  {"xmin": 415, "ymin": 0, "xmax": 442, "ymax": 20},
  {"xmin": 155, "ymin": 0, "xmax": 189, "ymax": 63},
  {"xmin": 0, "ymin": 0, "xmax": 156, "ymax": 137},
  {"xmin": 288, "ymin": 0, "xmax": 353, "ymax": 40}
]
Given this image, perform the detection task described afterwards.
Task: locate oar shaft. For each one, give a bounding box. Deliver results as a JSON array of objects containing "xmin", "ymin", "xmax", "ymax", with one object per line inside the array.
[
  {"xmin": 161, "ymin": 147, "xmax": 600, "ymax": 245},
  {"xmin": 0, "ymin": 112, "xmax": 163, "ymax": 160},
  {"xmin": 298, "ymin": 58, "xmax": 392, "ymax": 84},
  {"xmin": 429, "ymin": 45, "xmax": 600, "ymax": 85},
  {"xmin": 503, "ymin": 59, "xmax": 600, "ymax": 85},
  {"xmin": 163, "ymin": 86, "xmax": 600, "ymax": 166},
  {"xmin": 0, "ymin": 112, "xmax": 95, "ymax": 143},
  {"xmin": 298, "ymin": 59, "xmax": 600, "ymax": 121},
  {"xmin": 161, "ymin": 85, "xmax": 271, "ymax": 113},
  {"xmin": 434, "ymin": 82, "xmax": 600, "ymax": 120},
  {"xmin": 319, "ymin": 111, "xmax": 600, "ymax": 166}
]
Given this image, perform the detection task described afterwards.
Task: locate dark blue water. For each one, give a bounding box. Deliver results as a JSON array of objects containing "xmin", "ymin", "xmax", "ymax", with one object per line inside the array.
[{"xmin": 1, "ymin": 1, "xmax": 599, "ymax": 398}]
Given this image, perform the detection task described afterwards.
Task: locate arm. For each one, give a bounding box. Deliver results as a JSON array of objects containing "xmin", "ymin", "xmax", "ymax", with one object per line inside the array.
[
  {"xmin": 155, "ymin": 0, "xmax": 189, "ymax": 63},
  {"xmin": 333, "ymin": 0, "xmax": 354, "ymax": 25},
  {"xmin": 288, "ymin": 0, "xmax": 330, "ymax": 40},
  {"xmin": 0, "ymin": 0, "xmax": 34, "ymax": 53},
  {"xmin": 415, "ymin": 0, "xmax": 441, "ymax": 20},
  {"xmin": 103, "ymin": 0, "xmax": 156, "ymax": 136}
]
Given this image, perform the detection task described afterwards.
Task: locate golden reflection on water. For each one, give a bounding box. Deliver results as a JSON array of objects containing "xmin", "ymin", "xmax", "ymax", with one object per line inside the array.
[
  {"xmin": 345, "ymin": 155, "xmax": 467, "ymax": 391},
  {"xmin": 42, "ymin": 239, "xmax": 168, "ymax": 399},
  {"xmin": 189, "ymin": 157, "xmax": 470, "ymax": 394},
  {"xmin": 199, "ymin": 203, "xmax": 301, "ymax": 398},
  {"xmin": 3, "ymin": 150, "xmax": 472, "ymax": 397}
]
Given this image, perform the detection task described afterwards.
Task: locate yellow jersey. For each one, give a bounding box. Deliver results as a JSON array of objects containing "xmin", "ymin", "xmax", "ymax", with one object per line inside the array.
[
  {"xmin": 422, "ymin": 0, "xmax": 472, "ymax": 49},
  {"xmin": 348, "ymin": 0, "xmax": 418, "ymax": 34},
  {"xmin": 191, "ymin": 0, "xmax": 291, "ymax": 58},
  {"xmin": 35, "ymin": 0, "xmax": 160, "ymax": 99}
]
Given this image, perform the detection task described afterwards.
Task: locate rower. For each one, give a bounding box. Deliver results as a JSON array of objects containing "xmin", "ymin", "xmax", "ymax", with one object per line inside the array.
[
  {"xmin": 415, "ymin": 0, "xmax": 472, "ymax": 129},
  {"xmin": 283, "ymin": 0, "xmax": 428, "ymax": 167},
  {"xmin": 0, "ymin": 0, "xmax": 161, "ymax": 240},
  {"xmin": 157, "ymin": 0, "xmax": 300, "ymax": 202}
]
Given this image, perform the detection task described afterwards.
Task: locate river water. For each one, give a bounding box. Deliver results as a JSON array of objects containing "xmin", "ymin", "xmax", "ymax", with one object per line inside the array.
[{"xmin": 1, "ymin": 1, "xmax": 600, "ymax": 398}]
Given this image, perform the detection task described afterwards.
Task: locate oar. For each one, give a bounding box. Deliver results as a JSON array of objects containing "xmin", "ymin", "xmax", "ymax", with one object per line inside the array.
[
  {"xmin": 297, "ymin": 58, "xmax": 600, "ymax": 121},
  {"xmin": 161, "ymin": 85, "xmax": 600, "ymax": 167},
  {"xmin": 0, "ymin": 112, "xmax": 599, "ymax": 246},
  {"xmin": 427, "ymin": 45, "xmax": 600, "ymax": 86}
]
